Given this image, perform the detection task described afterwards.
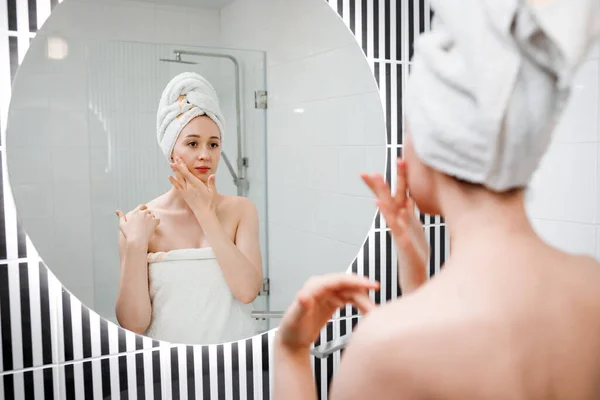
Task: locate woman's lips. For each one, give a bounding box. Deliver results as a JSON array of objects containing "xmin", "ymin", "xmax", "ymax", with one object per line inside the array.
[{"xmin": 194, "ymin": 167, "xmax": 210, "ymax": 173}]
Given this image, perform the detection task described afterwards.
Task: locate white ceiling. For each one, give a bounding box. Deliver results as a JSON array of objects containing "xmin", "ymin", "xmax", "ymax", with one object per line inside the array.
[{"xmin": 129, "ymin": 0, "xmax": 237, "ymax": 9}]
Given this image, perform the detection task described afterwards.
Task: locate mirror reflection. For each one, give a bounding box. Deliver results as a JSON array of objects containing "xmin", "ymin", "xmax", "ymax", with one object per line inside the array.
[
  {"xmin": 115, "ymin": 71, "xmax": 264, "ymax": 344},
  {"xmin": 7, "ymin": 0, "xmax": 386, "ymax": 345}
]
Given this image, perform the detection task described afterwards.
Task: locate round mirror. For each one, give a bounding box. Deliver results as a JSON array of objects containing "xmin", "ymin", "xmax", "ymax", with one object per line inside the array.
[{"xmin": 7, "ymin": 0, "xmax": 386, "ymax": 345}]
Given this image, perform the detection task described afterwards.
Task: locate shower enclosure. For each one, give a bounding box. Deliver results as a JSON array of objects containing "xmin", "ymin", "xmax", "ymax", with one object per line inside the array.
[{"xmin": 84, "ymin": 40, "xmax": 269, "ymax": 328}]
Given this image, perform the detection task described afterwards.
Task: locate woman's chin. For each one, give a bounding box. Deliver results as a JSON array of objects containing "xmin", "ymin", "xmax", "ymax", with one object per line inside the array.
[{"xmin": 194, "ymin": 173, "xmax": 209, "ymax": 183}]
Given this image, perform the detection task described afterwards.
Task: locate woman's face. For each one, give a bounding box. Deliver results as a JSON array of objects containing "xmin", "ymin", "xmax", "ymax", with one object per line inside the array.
[
  {"xmin": 171, "ymin": 116, "xmax": 221, "ymax": 183},
  {"xmin": 404, "ymin": 132, "xmax": 441, "ymax": 216}
]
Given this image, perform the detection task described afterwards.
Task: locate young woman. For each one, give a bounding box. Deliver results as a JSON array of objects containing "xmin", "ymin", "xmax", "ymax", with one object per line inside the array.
[
  {"xmin": 274, "ymin": 0, "xmax": 600, "ymax": 398},
  {"xmin": 114, "ymin": 72, "xmax": 263, "ymax": 344}
]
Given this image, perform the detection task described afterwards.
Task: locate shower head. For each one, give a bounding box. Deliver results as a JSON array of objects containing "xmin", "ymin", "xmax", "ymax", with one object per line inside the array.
[{"xmin": 159, "ymin": 52, "xmax": 198, "ymax": 65}]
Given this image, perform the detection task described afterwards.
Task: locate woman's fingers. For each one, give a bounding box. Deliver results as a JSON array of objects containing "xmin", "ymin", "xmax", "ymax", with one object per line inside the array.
[
  {"xmin": 293, "ymin": 274, "xmax": 379, "ymax": 303},
  {"xmin": 146, "ymin": 210, "xmax": 159, "ymax": 223},
  {"xmin": 168, "ymin": 176, "xmax": 183, "ymax": 191},
  {"xmin": 404, "ymin": 198, "xmax": 429, "ymax": 256},
  {"xmin": 394, "ymin": 158, "xmax": 408, "ymax": 208},
  {"xmin": 405, "ymin": 198, "xmax": 422, "ymax": 227},
  {"xmin": 302, "ymin": 273, "xmax": 379, "ymax": 298},
  {"xmin": 283, "ymin": 293, "xmax": 313, "ymax": 327},
  {"xmin": 115, "ymin": 210, "xmax": 127, "ymax": 224},
  {"xmin": 376, "ymin": 199, "xmax": 409, "ymax": 235},
  {"xmin": 345, "ymin": 292, "xmax": 376, "ymax": 315},
  {"xmin": 306, "ymin": 288, "xmax": 377, "ymax": 317},
  {"xmin": 172, "ymin": 157, "xmax": 195, "ymax": 182},
  {"xmin": 360, "ymin": 173, "xmax": 378, "ymax": 194},
  {"xmin": 361, "ymin": 173, "xmax": 394, "ymax": 205},
  {"xmin": 376, "ymin": 199, "xmax": 397, "ymax": 223},
  {"xmin": 293, "ymin": 274, "xmax": 377, "ymax": 316},
  {"xmin": 384, "ymin": 205, "xmax": 411, "ymax": 239},
  {"xmin": 170, "ymin": 165, "xmax": 186, "ymax": 186},
  {"xmin": 378, "ymin": 200, "xmax": 426, "ymax": 262},
  {"xmin": 207, "ymin": 174, "xmax": 217, "ymax": 192}
]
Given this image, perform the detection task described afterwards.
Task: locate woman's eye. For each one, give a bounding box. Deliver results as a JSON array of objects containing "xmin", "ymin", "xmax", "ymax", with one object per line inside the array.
[
  {"xmin": 188, "ymin": 141, "xmax": 197, "ymax": 147},
  {"xmin": 210, "ymin": 143, "xmax": 219, "ymax": 149}
]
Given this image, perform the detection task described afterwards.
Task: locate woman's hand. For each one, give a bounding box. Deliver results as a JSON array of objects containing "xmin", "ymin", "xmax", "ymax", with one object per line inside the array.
[
  {"xmin": 277, "ymin": 273, "xmax": 379, "ymax": 351},
  {"xmin": 361, "ymin": 158, "xmax": 429, "ymax": 293},
  {"xmin": 169, "ymin": 156, "xmax": 217, "ymax": 214},
  {"xmin": 115, "ymin": 204, "xmax": 160, "ymax": 244}
]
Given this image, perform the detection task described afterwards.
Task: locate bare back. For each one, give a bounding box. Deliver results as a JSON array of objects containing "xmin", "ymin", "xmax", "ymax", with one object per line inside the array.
[
  {"xmin": 145, "ymin": 192, "xmax": 246, "ymax": 253},
  {"xmin": 337, "ymin": 239, "xmax": 600, "ymax": 399}
]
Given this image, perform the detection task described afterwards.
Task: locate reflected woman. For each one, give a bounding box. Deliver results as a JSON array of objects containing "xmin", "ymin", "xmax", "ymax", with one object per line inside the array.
[{"xmin": 114, "ymin": 72, "xmax": 263, "ymax": 344}]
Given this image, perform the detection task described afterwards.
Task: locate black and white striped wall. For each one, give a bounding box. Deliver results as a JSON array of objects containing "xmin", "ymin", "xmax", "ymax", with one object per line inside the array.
[{"xmin": 0, "ymin": 0, "xmax": 448, "ymax": 398}]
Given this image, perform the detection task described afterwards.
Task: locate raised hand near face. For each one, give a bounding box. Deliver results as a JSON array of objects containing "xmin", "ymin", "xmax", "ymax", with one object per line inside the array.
[
  {"xmin": 169, "ymin": 156, "xmax": 217, "ymax": 214},
  {"xmin": 361, "ymin": 158, "xmax": 429, "ymax": 293},
  {"xmin": 277, "ymin": 273, "xmax": 379, "ymax": 351},
  {"xmin": 115, "ymin": 204, "xmax": 160, "ymax": 244}
]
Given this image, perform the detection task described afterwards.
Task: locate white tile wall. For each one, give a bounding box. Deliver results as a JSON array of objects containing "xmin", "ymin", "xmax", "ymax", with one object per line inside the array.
[
  {"xmin": 47, "ymin": 73, "xmax": 88, "ymax": 112},
  {"xmin": 53, "ymin": 217, "xmax": 95, "ymax": 306},
  {"xmin": 9, "ymin": 73, "xmax": 49, "ymax": 109},
  {"xmin": 526, "ymin": 46, "xmax": 600, "ymax": 258},
  {"xmin": 531, "ymin": 218, "xmax": 596, "ymax": 257},
  {"xmin": 553, "ymin": 60, "xmax": 598, "ymax": 143},
  {"xmin": 11, "ymin": 184, "xmax": 54, "ymax": 220},
  {"xmin": 221, "ymin": 0, "xmax": 386, "ymax": 312},
  {"xmin": 9, "ymin": 147, "xmax": 54, "ymax": 184},
  {"xmin": 50, "ymin": 147, "xmax": 90, "ymax": 183},
  {"xmin": 48, "ymin": 111, "xmax": 89, "ymax": 148},
  {"xmin": 52, "ymin": 182, "xmax": 91, "ymax": 219},
  {"xmin": 6, "ymin": 109, "xmax": 52, "ymax": 148},
  {"xmin": 527, "ymin": 141, "xmax": 597, "ymax": 224}
]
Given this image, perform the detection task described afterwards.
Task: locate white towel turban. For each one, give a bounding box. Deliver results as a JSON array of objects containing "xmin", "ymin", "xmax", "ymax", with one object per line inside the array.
[
  {"xmin": 406, "ymin": 0, "xmax": 600, "ymax": 192},
  {"xmin": 156, "ymin": 72, "xmax": 225, "ymax": 161}
]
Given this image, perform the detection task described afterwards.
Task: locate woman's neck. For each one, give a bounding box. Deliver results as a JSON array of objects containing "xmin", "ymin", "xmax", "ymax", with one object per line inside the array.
[
  {"xmin": 439, "ymin": 184, "xmax": 538, "ymax": 258},
  {"xmin": 164, "ymin": 187, "xmax": 191, "ymax": 210},
  {"xmin": 164, "ymin": 186, "xmax": 223, "ymax": 211}
]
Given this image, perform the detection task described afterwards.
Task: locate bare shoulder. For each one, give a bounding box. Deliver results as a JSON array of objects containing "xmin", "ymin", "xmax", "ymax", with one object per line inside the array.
[
  {"xmin": 330, "ymin": 299, "xmax": 445, "ymax": 399},
  {"xmin": 331, "ymin": 287, "xmax": 493, "ymax": 400},
  {"xmin": 144, "ymin": 194, "xmax": 169, "ymax": 211},
  {"xmin": 555, "ymin": 251, "xmax": 600, "ymax": 284},
  {"xmin": 562, "ymin": 253, "xmax": 600, "ymax": 300},
  {"xmin": 218, "ymin": 195, "xmax": 258, "ymax": 216},
  {"xmin": 120, "ymin": 195, "xmax": 166, "ymax": 215},
  {"xmin": 573, "ymin": 254, "xmax": 600, "ymax": 270}
]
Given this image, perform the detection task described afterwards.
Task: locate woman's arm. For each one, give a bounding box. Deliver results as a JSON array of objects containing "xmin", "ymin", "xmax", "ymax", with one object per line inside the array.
[
  {"xmin": 115, "ymin": 233, "xmax": 153, "ymax": 334},
  {"xmin": 362, "ymin": 159, "xmax": 429, "ymax": 295},
  {"xmin": 193, "ymin": 199, "xmax": 263, "ymax": 303},
  {"xmin": 169, "ymin": 159, "xmax": 263, "ymax": 303},
  {"xmin": 273, "ymin": 274, "xmax": 379, "ymax": 400},
  {"xmin": 273, "ymin": 342, "xmax": 317, "ymax": 400},
  {"xmin": 114, "ymin": 205, "xmax": 158, "ymax": 334}
]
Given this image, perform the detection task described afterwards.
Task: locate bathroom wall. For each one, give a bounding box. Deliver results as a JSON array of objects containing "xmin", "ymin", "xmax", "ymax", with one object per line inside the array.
[
  {"xmin": 526, "ymin": 42, "xmax": 600, "ymax": 258},
  {"xmin": 1, "ymin": 0, "xmax": 446, "ymax": 399},
  {"xmin": 220, "ymin": 0, "xmax": 386, "ymax": 319}
]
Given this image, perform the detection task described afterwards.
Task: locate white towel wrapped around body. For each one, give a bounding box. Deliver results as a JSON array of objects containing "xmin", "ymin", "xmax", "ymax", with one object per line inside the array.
[
  {"xmin": 156, "ymin": 72, "xmax": 225, "ymax": 161},
  {"xmin": 144, "ymin": 248, "xmax": 257, "ymax": 345},
  {"xmin": 407, "ymin": 0, "xmax": 600, "ymax": 192}
]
